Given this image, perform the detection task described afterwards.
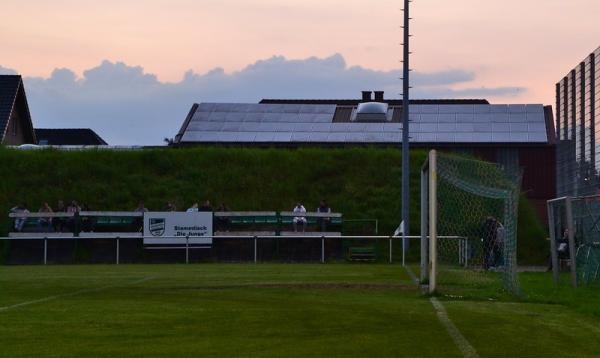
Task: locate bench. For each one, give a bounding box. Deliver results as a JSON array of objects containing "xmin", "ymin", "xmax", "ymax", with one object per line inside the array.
[
  {"xmin": 348, "ymin": 246, "xmax": 377, "ymax": 261},
  {"xmin": 279, "ymin": 212, "xmax": 343, "ymax": 230}
]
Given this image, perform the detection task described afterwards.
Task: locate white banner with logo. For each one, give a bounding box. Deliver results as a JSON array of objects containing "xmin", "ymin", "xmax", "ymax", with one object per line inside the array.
[{"xmin": 143, "ymin": 212, "xmax": 213, "ymax": 245}]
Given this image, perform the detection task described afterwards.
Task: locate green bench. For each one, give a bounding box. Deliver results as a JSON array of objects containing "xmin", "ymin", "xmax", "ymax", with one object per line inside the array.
[{"xmin": 348, "ymin": 246, "xmax": 377, "ymax": 261}]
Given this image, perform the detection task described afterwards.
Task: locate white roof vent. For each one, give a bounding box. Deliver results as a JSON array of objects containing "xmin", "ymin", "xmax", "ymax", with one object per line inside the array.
[{"xmin": 354, "ymin": 102, "xmax": 389, "ymax": 122}]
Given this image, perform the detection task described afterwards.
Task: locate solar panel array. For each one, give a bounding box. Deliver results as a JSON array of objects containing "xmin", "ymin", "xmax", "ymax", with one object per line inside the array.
[{"xmin": 179, "ymin": 103, "xmax": 548, "ymax": 144}]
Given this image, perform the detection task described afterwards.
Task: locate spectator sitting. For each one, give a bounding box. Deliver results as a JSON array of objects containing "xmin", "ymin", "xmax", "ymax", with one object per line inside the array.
[
  {"xmin": 163, "ymin": 201, "xmax": 177, "ymax": 211},
  {"xmin": 53, "ymin": 200, "xmax": 66, "ymax": 232},
  {"xmin": 66, "ymin": 200, "xmax": 81, "ymax": 232},
  {"xmin": 216, "ymin": 203, "xmax": 231, "ymax": 231},
  {"xmin": 135, "ymin": 201, "xmax": 149, "ymax": 212},
  {"xmin": 38, "ymin": 202, "xmax": 53, "ymax": 231},
  {"xmin": 199, "ymin": 200, "xmax": 212, "ymax": 212},
  {"xmin": 187, "ymin": 203, "xmax": 199, "ymax": 213},
  {"xmin": 317, "ymin": 200, "xmax": 331, "ymax": 232},
  {"xmin": 293, "ymin": 202, "xmax": 307, "ymax": 232},
  {"xmin": 80, "ymin": 203, "xmax": 93, "ymax": 232},
  {"xmin": 134, "ymin": 200, "xmax": 148, "ymax": 232},
  {"xmin": 10, "ymin": 204, "xmax": 29, "ymax": 232}
]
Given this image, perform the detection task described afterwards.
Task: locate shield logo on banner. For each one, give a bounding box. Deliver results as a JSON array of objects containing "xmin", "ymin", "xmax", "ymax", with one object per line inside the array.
[{"xmin": 149, "ymin": 218, "xmax": 166, "ymax": 236}]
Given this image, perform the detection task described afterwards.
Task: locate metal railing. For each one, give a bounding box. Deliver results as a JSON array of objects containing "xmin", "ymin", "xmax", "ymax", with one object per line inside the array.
[{"xmin": 0, "ymin": 234, "xmax": 466, "ymax": 266}]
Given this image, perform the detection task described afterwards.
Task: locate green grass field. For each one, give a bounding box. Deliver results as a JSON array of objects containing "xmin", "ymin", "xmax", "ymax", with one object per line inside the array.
[{"xmin": 1, "ymin": 264, "xmax": 599, "ymax": 357}]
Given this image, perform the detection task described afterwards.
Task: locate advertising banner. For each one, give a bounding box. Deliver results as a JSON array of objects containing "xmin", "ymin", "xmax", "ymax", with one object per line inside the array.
[{"xmin": 143, "ymin": 212, "xmax": 213, "ymax": 245}]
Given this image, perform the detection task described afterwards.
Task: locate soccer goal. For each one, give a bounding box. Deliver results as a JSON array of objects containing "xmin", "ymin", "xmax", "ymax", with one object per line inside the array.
[
  {"xmin": 421, "ymin": 150, "xmax": 521, "ymax": 295},
  {"xmin": 547, "ymin": 195, "xmax": 600, "ymax": 287}
]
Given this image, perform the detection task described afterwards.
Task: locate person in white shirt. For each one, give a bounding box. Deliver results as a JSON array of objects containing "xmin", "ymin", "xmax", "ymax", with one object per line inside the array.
[
  {"xmin": 10, "ymin": 204, "xmax": 29, "ymax": 232},
  {"xmin": 293, "ymin": 203, "xmax": 307, "ymax": 232},
  {"xmin": 186, "ymin": 203, "xmax": 199, "ymax": 213}
]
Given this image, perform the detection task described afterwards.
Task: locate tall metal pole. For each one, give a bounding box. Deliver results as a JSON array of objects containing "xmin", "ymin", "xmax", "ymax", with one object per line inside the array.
[{"xmin": 401, "ymin": 0, "xmax": 411, "ymax": 264}]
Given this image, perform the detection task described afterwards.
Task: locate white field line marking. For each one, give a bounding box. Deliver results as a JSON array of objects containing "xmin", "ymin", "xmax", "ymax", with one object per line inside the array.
[
  {"xmin": 0, "ymin": 276, "xmax": 154, "ymax": 313},
  {"xmin": 430, "ymin": 297, "xmax": 479, "ymax": 358}
]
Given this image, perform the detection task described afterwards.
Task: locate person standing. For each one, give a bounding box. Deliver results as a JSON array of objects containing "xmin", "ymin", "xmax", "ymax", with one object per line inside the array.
[
  {"xmin": 199, "ymin": 200, "xmax": 212, "ymax": 212},
  {"xmin": 481, "ymin": 216, "xmax": 499, "ymax": 270}
]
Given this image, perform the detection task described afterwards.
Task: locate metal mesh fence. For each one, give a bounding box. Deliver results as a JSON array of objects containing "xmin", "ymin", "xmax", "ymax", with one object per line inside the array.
[
  {"xmin": 548, "ymin": 196, "xmax": 600, "ymax": 286},
  {"xmin": 423, "ymin": 150, "xmax": 522, "ymax": 295}
]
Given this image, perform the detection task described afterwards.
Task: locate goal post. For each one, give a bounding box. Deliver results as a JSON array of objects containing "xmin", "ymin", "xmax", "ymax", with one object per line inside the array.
[{"xmin": 421, "ymin": 150, "xmax": 521, "ymax": 295}]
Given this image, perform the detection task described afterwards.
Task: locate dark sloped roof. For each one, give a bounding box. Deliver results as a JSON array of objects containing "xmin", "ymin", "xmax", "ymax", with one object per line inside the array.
[
  {"xmin": 35, "ymin": 128, "xmax": 108, "ymax": 145},
  {"xmin": 0, "ymin": 75, "xmax": 23, "ymax": 140},
  {"xmin": 260, "ymin": 98, "xmax": 489, "ymax": 105}
]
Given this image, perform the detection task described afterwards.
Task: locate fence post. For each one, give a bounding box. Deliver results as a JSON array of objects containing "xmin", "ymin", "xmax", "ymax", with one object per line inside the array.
[
  {"xmin": 547, "ymin": 200, "xmax": 560, "ymax": 284},
  {"xmin": 185, "ymin": 235, "xmax": 189, "ymax": 264},
  {"xmin": 43, "ymin": 237, "xmax": 47, "ymax": 265},
  {"xmin": 321, "ymin": 236, "xmax": 325, "ymax": 263},
  {"xmin": 254, "ymin": 236, "xmax": 257, "ymax": 263},
  {"xmin": 565, "ymin": 197, "xmax": 577, "ymax": 288},
  {"xmin": 116, "ymin": 237, "xmax": 120, "ymax": 265},
  {"xmin": 389, "ymin": 236, "xmax": 393, "ymax": 264}
]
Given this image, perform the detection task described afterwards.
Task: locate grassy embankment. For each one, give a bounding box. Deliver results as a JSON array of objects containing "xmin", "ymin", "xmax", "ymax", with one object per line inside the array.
[{"xmin": 0, "ymin": 147, "xmax": 547, "ymax": 263}]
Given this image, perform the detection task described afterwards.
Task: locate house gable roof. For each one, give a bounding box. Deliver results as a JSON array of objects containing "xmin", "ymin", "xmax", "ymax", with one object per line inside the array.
[
  {"xmin": 0, "ymin": 75, "xmax": 36, "ymax": 143},
  {"xmin": 34, "ymin": 128, "xmax": 108, "ymax": 145}
]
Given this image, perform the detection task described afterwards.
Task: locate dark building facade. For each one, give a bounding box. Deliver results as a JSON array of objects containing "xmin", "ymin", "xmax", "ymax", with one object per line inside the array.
[{"xmin": 556, "ymin": 46, "xmax": 600, "ymax": 197}]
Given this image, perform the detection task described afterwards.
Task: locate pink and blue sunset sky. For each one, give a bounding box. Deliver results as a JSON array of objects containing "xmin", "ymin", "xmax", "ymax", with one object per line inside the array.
[{"xmin": 1, "ymin": 0, "xmax": 599, "ymax": 143}]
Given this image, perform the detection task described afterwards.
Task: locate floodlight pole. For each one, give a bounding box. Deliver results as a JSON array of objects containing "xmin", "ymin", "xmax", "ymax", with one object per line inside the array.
[{"xmin": 401, "ymin": 0, "xmax": 411, "ymax": 265}]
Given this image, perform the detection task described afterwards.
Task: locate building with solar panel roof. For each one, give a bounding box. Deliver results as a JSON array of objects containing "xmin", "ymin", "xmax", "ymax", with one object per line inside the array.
[{"xmin": 174, "ymin": 91, "xmax": 556, "ymax": 220}]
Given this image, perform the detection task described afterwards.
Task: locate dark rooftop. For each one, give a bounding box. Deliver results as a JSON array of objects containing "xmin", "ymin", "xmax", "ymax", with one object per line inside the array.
[
  {"xmin": 0, "ymin": 75, "xmax": 36, "ymax": 143},
  {"xmin": 260, "ymin": 98, "xmax": 490, "ymax": 105},
  {"xmin": 0, "ymin": 75, "xmax": 23, "ymax": 139},
  {"xmin": 35, "ymin": 128, "xmax": 108, "ymax": 146}
]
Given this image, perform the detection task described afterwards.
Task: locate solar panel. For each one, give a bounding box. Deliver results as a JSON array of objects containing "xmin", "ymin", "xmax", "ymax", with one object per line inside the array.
[
  {"xmin": 236, "ymin": 132, "xmax": 257, "ymax": 142},
  {"xmin": 490, "ymin": 105, "xmax": 508, "ymax": 113},
  {"xmin": 419, "ymin": 114, "xmax": 438, "ymax": 123},
  {"xmin": 508, "ymin": 113, "xmax": 527, "ymax": 122},
  {"xmin": 438, "ymin": 114, "xmax": 456, "ymax": 123},
  {"xmin": 509, "ymin": 123, "xmax": 528, "ymax": 132},
  {"xmin": 438, "ymin": 123, "xmax": 456, "ymax": 132},
  {"xmin": 508, "ymin": 104, "xmax": 527, "ymax": 113},
  {"xmin": 491, "ymin": 132, "xmax": 512, "ymax": 142},
  {"xmin": 181, "ymin": 102, "xmax": 549, "ymax": 145},
  {"xmin": 327, "ymin": 133, "xmax": 347, "ymax": 142},
  {"xmin": 310, "ymin": 123, "xmax": 333, "ymax": 132},
  {"xmin": 271, "ymin": 132, "xmax": 293, "ymax": 142},
  {"xmin": 528, "ymin": 123, "xmax": 546, "ymax": 132},
  {"xmin": 510, "ymin": 133, "xmax": 529, "ymax": 142},
  {"xmin": 305, "ymin": 132, "xmax": 330, "ymax": 142},
  {"xmin": 528, "ymin": 133, "xmax": 547, "ymax": 142},
  {"xmin": 492, "ymin": 123, "xmax": 510, "ymax": 132},
  {"xmin": 456, "ymin": 114, "xmax": 474, "ymax": 123}
]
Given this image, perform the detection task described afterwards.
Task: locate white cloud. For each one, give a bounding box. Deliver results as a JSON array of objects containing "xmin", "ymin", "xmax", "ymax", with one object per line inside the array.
[{"xmin": 2, "ymin": 54, "xmax": 526, "ymax": 145}]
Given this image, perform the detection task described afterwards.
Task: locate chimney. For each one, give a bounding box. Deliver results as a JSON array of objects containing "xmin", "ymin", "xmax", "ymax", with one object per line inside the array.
[
  {"xmin": 374, "ymin": 91, "xmax": 384, "ymax": 102},
  {"xmin": 361, "ymin": 91, "xmax": 372, "ymax": 102}
]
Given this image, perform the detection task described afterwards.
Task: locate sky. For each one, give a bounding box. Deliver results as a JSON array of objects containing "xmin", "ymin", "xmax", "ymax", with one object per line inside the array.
[{"xmin": 1, "ymin": 0, "xmax": 599, "ymax": 144}]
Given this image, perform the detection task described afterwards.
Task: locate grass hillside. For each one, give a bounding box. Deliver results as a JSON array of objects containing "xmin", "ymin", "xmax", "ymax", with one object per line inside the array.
[{"xmin": 0, "ymin": 147, "xmax": 547, "ymax": 263}]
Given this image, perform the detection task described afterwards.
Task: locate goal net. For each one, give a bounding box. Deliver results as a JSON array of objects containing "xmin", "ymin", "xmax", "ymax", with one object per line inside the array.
[
  {"xmin": 547, "ymin": 195, "xmax": 600, "ymax": 287},
  {"xmin": 421, "ymin": 150, "xmax": 521, "ymax": 295}
]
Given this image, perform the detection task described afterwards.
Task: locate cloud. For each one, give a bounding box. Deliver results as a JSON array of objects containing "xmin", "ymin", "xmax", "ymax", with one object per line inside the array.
[
  {"xmin": 0, "ymin": 66, "xmax": 18, "ymax": 75},
  {"xmin": 1, "ymin": 54, "xmax": 526, "ymax": 145}
]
